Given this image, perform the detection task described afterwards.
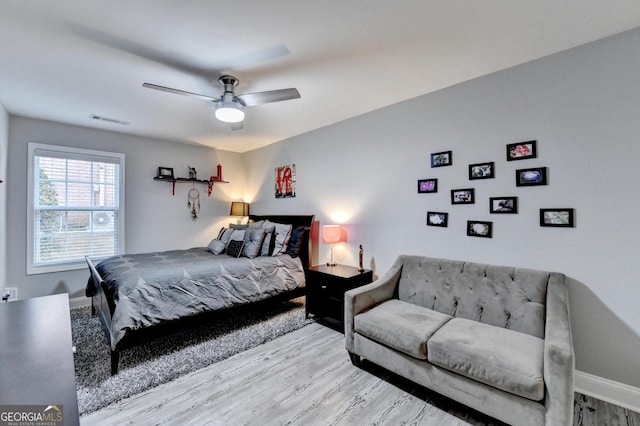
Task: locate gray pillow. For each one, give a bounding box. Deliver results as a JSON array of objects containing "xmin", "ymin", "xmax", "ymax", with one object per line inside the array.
[
  {"xmin": 264, "ymin": 220, "xmax": 292, "ymax": 256},
  {"xmin": 206, "ymin": 239, "xmax": 226, "ymax": 255},
  {"xmin": 217, "ymin": 228, "xmax": 235, "ymax": 245},
  {"xmin": 243, "ymin": 228, "xmax": 266, "ymax": 258}
]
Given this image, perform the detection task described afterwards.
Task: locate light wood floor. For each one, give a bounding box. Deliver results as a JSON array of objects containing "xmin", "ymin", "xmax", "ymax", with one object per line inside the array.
[{"xmin": 81, "ymin": 323, "xmax": 639, "ymax": 426}]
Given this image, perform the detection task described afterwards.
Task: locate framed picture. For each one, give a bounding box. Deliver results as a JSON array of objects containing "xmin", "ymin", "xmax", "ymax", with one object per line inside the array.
[
  {"xmin": 507, "ymin": 140, "xmax": 537, "ymax": 161},
  {"xmin": 417, "ymin": 178, "xmax": 438, "ymax": 193},
  {"xmin": 516, "ymin": 167, "xmax": 547, "ymax": 187},
  {"xmin": 451, "ymin": 188, "xmax": 475, "ymax": 204},
  {"xmin": 540, "ymin": 208, "xmax": 575, "ymax": 227},
  {"xmin": 490, "ymin": 196, "xmax": 518, "ymax": 214},
  {"xmin": 467, "ymin": 220, "xmax": 493, "ymax": 238},
  {"xmin": 427, "ymin": 211, "xmax": 448, "ymax": 227},
  {"xmin": 431, "ymin": 150, "xmax": 452, "ymax": 168},
  {"xmin": 469, "ymin": 162, "xmax": 495, "ymax": 180},
  {"xmin": 156, "ymin": 167, "xmax": 174, "ymax": 179}
]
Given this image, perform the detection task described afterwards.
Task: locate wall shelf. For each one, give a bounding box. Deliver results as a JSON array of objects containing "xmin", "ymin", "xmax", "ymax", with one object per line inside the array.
[{"xmin": 153, "ymin": 177, "xmax": 229, "ymax": 197}]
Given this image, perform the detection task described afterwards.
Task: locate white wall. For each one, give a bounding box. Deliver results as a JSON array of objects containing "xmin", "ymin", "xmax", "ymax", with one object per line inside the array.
[
  {"xmin": 0, "ymin": 101, "xmax": 8, "ymax": 289},
  {"xmin": 6, "ymin": 117, "xmax": 245, "ymax": 299},
  {"xmin": 245, "ymin": 29, "xmax": 640, "ymax": 388}
]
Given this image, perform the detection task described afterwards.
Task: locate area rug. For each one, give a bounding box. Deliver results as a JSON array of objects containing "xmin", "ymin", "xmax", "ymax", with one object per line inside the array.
[{"xmin": 71, "ymin": 297, "xmax": 312, "ymax": 415}]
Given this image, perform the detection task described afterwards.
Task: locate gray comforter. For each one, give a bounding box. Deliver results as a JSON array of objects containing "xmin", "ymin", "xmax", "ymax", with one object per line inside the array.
[{"xmin": 88, "ymin": 248, "xmax": 305, "ymax": 349}]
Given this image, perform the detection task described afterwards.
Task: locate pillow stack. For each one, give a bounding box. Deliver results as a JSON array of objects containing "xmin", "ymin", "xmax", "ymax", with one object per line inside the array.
[{"xmin": 206, "ymin": 220, "xmax": 309, "ymax": 259}]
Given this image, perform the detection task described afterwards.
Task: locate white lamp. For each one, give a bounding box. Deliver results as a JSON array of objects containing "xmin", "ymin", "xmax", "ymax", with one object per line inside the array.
[
  {"xmin": 322, "ymin": 225, "xmax": 345, "ymax": 266},
  {"xmin": 215, "ymin": 99, "xmax": 245, "ymax": 123}
]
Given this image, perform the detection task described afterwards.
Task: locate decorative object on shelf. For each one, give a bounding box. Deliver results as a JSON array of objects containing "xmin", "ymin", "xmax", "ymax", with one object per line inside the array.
[
  {"xmin": 322, "ymin": 225, "xmax": 345, "ymax": 266},
  {"xmin": 358, "ymin": 245, "xmax": 364, "ymax": 272},
  {"xmin": 451, "ymin": 188, "xmax": 475, "ymax": 204},
  {"xmin": 417, "ymin": 178, "xmax": 437, "ymax": 193},
  {"xmin": 229, "ymin": 202, "xmax": 250, "ymax": 224},
  {"xmin": 427, "ymin": 211, "xmax": 448, "ymax": 227},
  {"xmin": 430, "ymin": 150, "xmax": 452, "ymax": 167},
  {"xmin": 156, "ymin": 167, "xmax": 174, "ymax": 180},
  {"xmin": 467, "ymin": 220, "xmax": 493, "ymax": 238},
  {"xmin": 540, "ymin": 208, "xmax": 575, "ymax": 227},
  {"xmin": 187, "ymin": 187, "xmax": 200, "ymax": 220},
  {"xmin": 275, "ymin": 163, "xmax": 296, "ymax": 198},
  {"xmin": 490, "ymin": 196, "xmax": 518, "ymax": 214},
  {"xmin": 188, "ymin": 166, "xmax": 197, "ymax": 179},
  {"xmin": 469, "ymin": 162, "xmax": 495, "ymax": 180},
  {"xmin": 516, "ymin": 167, "xmax": 547, "ymax": 186},
  {"xmin": 154, "ymin": 165, "xmax": 228, "ymax": 196},
  {"xmin": 507, "ymin": 140, "xmax": 537, "ymax": 161}
]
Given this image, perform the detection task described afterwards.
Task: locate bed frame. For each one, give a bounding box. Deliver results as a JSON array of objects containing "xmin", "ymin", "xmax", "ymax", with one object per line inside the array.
[{"xmin": 86, "ymin": 214, "xmax": 315, "ymax": 375}]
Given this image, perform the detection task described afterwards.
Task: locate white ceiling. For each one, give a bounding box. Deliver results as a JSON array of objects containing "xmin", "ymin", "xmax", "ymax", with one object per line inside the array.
[{"xmin": 1, "ymin": 1, "xmax": 640, "ymax": 153}]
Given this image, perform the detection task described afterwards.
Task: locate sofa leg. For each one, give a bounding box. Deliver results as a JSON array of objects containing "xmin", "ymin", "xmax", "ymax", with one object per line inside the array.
[{"xmin": 348, "ymin": 351, "xmax": 361, "ymax": 367}]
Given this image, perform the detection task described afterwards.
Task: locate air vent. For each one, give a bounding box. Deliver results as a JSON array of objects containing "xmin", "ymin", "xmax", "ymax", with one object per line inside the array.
[{"xmin": 90, "ymin": 114, "xmax": 130, "ymax": 125}]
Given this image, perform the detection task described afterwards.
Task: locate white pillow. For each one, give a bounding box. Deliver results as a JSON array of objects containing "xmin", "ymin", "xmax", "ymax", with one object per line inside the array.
[{"xmin": 264, "ymin": 220, "xmax": 292, "ymax": 256}]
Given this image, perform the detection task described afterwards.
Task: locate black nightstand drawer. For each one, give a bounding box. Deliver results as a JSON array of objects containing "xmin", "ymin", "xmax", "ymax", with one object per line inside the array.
[{"xmin": 306, "ymin": 264, "xmax": 373, "ymax": 331}]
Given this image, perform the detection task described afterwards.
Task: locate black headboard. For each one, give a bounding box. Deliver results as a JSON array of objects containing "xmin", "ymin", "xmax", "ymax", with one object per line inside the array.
[{"xmin": 249, "ymin": 214, "xmax": 316, "ymax": 268}]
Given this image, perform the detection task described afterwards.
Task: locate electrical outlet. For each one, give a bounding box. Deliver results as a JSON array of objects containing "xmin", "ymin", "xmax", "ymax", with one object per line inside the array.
[{"xmin": 2, "ymin": 287, "xmax": 18, "ymax": 302}]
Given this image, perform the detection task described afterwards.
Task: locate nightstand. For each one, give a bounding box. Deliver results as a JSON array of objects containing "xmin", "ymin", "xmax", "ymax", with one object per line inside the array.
[{"xmin": 306, "ymin": 264, "xmax": 373, "ymax": 332}]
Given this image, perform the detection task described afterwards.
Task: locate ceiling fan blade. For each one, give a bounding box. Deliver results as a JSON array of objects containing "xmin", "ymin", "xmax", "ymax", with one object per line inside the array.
[
  {"xmin": 142, "ymin": 83, "xmax": 219, "ymax": 103},
  {"xmin": 235, "ymin": 88, "xmax": 300, "ymax": 107}
]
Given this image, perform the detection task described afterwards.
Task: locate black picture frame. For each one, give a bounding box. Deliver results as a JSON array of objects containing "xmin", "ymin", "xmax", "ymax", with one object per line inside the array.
[
  {"xmin": 427, "ymin": 211, "xmax": 448, "ymax": 227},
  {"xmin": 467, "ymin": 220, "xmax": 493, "ymax": 238},
  {"xmin": 507, "ymin": 140, "xmax": 537, "ymax": 161},
  {"xmin": 490, "ymin": 196, "xmax": 518, "ymax": 214},
  {"xmin": 451, "ymin": 188, "xmax": 475, "ymax": 204},
  {"xmin": 540, "ymin": 208, "xmax": 575, "ymax": 227},
  {"xmin": 469, "ymin": 162, "xmax": 495, "ymax": 180},
  {"xmin": 431, "ymin": 150, "xmax": 452, "ymax": 168},
  {"xmin": 417, "ymin": 178, "xmax": 438, "ymax": 193},
  {"xmin": 157, "ymin": 167, "xmax": 174, "ymax": 179},
  {"xmin": 516, "ymin": 167, "xmax": 547, "ymax": 187}
]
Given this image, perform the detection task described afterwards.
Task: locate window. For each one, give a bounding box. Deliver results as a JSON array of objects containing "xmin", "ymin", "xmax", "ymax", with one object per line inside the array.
[{"xmin": 27, "ymin": 143, "xmax": 125, "ymax": 274}]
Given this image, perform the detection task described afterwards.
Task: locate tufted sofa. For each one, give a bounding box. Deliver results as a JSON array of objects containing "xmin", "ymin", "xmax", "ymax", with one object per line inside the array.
[{"xmin": 345, "ymin": 255, "xmax": 574, "ymax": 426}]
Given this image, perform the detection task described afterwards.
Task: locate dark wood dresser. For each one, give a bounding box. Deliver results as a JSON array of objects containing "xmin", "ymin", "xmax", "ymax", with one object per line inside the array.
[{"xmin": 0, "ymin": 293, "xmax": 79, "ymax": 425}]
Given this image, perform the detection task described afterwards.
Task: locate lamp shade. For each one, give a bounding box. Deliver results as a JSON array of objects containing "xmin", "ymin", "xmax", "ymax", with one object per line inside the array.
[
  {"xmin": 229, "ymin": 202, "xmax": 250, "ymax": 216},
  {"xmin": 322, "ymin": 225, "xmax": 343, "ymax": 244}
]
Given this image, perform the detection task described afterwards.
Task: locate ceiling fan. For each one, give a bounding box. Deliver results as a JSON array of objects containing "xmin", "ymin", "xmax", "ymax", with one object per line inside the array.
[{"xmin": 143, "ymin": 75, "xmax": 300, "ymax": 124}]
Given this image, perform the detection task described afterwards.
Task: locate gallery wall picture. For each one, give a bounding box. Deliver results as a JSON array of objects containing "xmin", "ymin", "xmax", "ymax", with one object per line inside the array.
[
  {"xmin": 467, "ymin": 220, "xmax": 493, "ymax": 238},
  {"xmin": 507, "ymin": 140, "xmax": 537, "ymax": 161},
  {"xmin": 469, "ymin": 162, "xmax": 495, "ymax": 180},
  {"xmin": 516, "ymin": 167, "xmax": 547, "ymax": 187},
  {"xmin": 275, "ymin": 164, "xmax": 296, "ymax": 198},
  {"xmin": 431, "ymin": 151, "xmax": 452, "ymax": 167},
  {"xmin": 427, "ymin": 211, "xmax": 448, "ymax": 227},
  {"xmin": 540, "ymin": 208, "xmax": 575, "ymax": 227},
  {"xmin": 490, "ymin": 196, "xmax": 518, "ymax": 214},
  {"xmin": 418, "ymin": 179, "xmax": 438, "ymax": 193},
  {"xmin": 451, "ymin": 188, "xmax": 475, "ymax": 204}
]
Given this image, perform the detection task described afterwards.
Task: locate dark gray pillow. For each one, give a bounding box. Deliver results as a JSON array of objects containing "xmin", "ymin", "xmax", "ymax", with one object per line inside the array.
[{"xmin": 226, "ymin": 240, "xmax": 245, "ymax": 258}]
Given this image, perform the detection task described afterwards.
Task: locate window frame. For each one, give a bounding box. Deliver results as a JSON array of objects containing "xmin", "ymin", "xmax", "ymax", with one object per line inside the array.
[{"xmin": 27, "ymin": 143, "xmax": 125, "ymax": 275}]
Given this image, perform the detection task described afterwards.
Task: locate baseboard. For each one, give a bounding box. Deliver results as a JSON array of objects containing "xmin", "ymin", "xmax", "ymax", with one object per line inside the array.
[
  {"xmin": 575, "ymin": 370, "xmax": 640, "ymax": 413},
  {"xmin": 69, "ymin": 296, "xmax": 91, "ymax": 309}
]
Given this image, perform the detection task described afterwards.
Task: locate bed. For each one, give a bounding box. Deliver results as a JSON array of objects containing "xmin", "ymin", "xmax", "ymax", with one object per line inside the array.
[{"xmin": 85, "ymin": 214, "xmax": 315, "ymax": 374}]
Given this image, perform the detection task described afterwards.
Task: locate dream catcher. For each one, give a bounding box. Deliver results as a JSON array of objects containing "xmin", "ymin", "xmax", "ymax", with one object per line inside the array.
[{"xmin": 187, "ymin": 186, "xmax": 200, "ymax": 220}]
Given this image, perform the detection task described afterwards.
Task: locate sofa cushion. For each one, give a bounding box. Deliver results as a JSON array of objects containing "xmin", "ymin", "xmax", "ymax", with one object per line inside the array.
[
  {"xmin": 354, "ymin": 299, "xmax": 452, "ymax": 360},
  {"xmin": 427, "ymin": 317, "xmax": 544, "ymax": 401}
]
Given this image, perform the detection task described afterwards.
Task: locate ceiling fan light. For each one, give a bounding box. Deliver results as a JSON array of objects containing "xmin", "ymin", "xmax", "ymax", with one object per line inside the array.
[{"xmin": 215, "ymin": 101, "xmax": 245, "ymax": 123}]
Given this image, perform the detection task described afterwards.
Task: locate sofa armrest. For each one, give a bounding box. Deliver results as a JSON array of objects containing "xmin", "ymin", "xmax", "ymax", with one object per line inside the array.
[
  {"xmin": 344, "ymin": 256, "xmax": 404, "ymax": 352},
  {"xmin": 543, "ymin": 272, "xmax": 575, "ymax": 425}
]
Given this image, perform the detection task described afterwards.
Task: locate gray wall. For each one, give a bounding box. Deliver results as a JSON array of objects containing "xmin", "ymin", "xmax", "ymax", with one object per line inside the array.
[
  {"xmin": 244, "ymin": 29, "xmax": 640, "ymax": 388},
  {"xmin": 0, "ymin": 102, "xmax": 7, "ymax": 288},
  {"xmin": 6, "ymin": 117, "xmax": 245, "ymax": 300}
]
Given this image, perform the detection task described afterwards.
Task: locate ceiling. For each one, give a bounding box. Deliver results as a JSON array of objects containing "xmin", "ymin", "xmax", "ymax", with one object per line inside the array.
[{"xmin": 1, "ymin": 1, "xmax": 640, "ymax": 153}]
